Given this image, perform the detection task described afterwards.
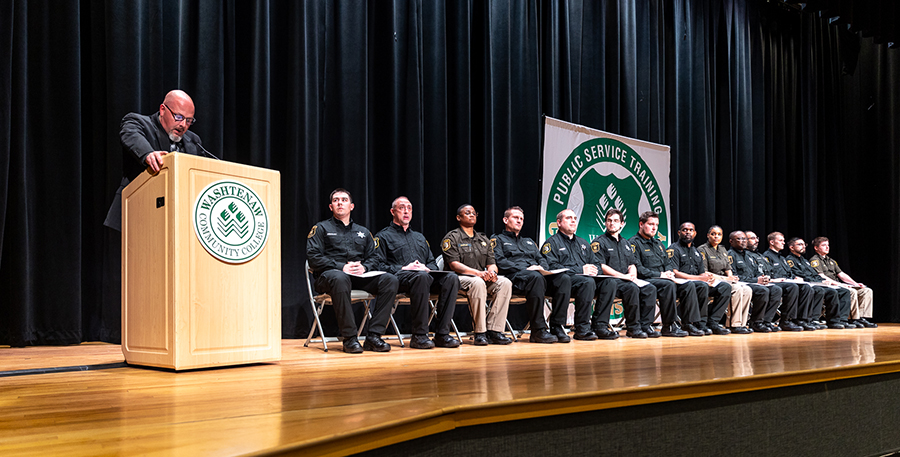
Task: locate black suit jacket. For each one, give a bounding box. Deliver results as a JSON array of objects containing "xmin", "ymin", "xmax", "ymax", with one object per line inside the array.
[{"xmin": 103, "ymin": 112, "xmax": 210, "ymax": 231}]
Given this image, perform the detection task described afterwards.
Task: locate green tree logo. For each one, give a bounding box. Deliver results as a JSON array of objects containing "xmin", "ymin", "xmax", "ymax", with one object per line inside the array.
[{"xmin": 577, "ymin": 170, "xmax": 642, "ymax": 241}]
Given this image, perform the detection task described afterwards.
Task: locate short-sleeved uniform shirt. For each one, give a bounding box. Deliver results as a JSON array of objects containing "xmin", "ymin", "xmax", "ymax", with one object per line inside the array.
[
  {"xmin": 441, "ymin": 227, "xmax": 494, "ymax": 271},
  {"xmin": 541, "ymin": 232, "xmax": 596, "ymax": 273},
  {"xmin": 591, "ymin": 232, "xmax": 635, "ymax": 274}
]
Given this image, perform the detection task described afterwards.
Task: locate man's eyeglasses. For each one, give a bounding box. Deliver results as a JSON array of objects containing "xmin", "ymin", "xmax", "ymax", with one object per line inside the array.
[{"xmin": 163, "ymin": 104, "xmax": 196, "ymax": 125}]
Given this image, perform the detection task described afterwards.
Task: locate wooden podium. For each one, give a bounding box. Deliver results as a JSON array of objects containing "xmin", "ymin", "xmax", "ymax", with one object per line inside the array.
[{"xmin": 121, "ymin": 153, "xmax": 281, "ymax": 370}]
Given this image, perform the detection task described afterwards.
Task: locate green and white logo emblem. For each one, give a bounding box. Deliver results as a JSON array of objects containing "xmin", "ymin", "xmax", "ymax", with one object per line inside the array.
[
  {"xmin": 193, "ymin": 180, "xmax": 269, "ymax": 263},
  {"xmin": 543, "ymin": 137, "xmax": 669, "ymax": 244}
]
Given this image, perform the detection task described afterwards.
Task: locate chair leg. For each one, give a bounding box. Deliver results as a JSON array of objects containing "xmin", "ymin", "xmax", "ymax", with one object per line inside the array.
[
  {"xmin": 389, "ymin": 314, "xmax": 404, "ymax": 347},
  {"xmin": 305, "ymin": 301, "xmax": 328, "ymax": 352},
  {"xmin": 506, "ymin": 319, "xmax": 518, "ymax": 342}
]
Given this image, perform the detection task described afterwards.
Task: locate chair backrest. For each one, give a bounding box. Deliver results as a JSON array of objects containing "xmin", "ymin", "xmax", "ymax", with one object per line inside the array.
[
  {"xmin": 304, "ymin": 260, "xmax": 317, "ymax": 303},
  {"xmin": 435, "ymin": 254, "xmax": 444, "ymax": 271}
]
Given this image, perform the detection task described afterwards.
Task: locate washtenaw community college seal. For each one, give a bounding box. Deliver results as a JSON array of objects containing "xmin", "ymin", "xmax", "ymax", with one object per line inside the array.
[
  {"xmin": 542, "ymin": 137, "xmax": 669, "ymax": 244},
  {"xmin": 193, "ymin": 180, "xmax": 269, "ymax": 264}
]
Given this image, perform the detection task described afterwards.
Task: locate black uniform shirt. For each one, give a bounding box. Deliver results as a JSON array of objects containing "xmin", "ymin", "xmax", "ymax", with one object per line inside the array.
[
  {"xmin": 441, "ymin": 227, "xmax": 493, "ymax": 271},
  {"xmin": 666, "ymin": 239, "xmax": 707, "ymax": 275},
  {"xmin": 629, "ymin": 233, "xmax": 671, "ymax": 279},
  {"xmin": 747, "ymin": 250, "xmax": 770, "ymax": 276},
  {"xmin": 763, "ymin": 249, "xmax": 794, "ymax": 279},
  {"xmin": 374, "ymin": 222, "xmax": 438, "ymax": 274},
  {"xmin": 727, "ymin": 248, "xmax": 762, "ymax": 283},
  {"xmin": 541, "ymin": 232, "xmax": 597, "ymax": 273},
  {"xmin": 491, "ymin": 230, "xmax": 548, "ymax": 275},
  {"xmin": 306, "ymin": 216, "xmax": 379, "ymax": 275},
  {"xmin": 591, "ymin": 232, "xmax": 635, "ymax": 274},
  {"xmin": 785, "ymin": 252, "xmax": 823, "ymax": 282}
]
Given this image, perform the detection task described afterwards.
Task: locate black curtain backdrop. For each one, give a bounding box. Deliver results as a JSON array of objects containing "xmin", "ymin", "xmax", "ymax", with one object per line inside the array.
[{"xmin": 1, "ymin": 0, "xmax": 897, "ymax": 346}]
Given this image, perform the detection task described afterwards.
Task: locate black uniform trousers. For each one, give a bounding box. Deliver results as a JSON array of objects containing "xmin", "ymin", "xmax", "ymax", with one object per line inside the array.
[
  {"xmin": 315, "ymin": 270, "xmax": 399, "ymax": 338},
  {"xmin": 508, "ymin": 270, "xmax": 571, "ymax": 331},
  {"xmin": 798, "ymin": 284, "xmax": 824, "ymax": 321},
  {"xmin": 816, "ymin": 285, "xmax": 852, "ymax": 323},
  {"xmin": 747, "ymin": 284, "xmax": 782, "ymax": 323},
  {"xmin": 566, "ymin": 273, "xmax": 596, "ymax": 333},
  {"xmin": 598, "ymin": 279, "xmax": 656, "ymax": 332},
  {"xmin": 395, "ymin": 270, "xmax": 459, "ymax": 335},
  {"xmin": 674, "ymin": 281, "xmax": 706, "ymax": 325},
  {"xmin": 772, "ymin": 282, "xmax": 799, "ymax": 321},
  {"xmin": 645, "ymin": 279, "xmax": 679, "ymax": 326},
  {"xmin": 590, "ymin": 278, "xmax": 618, "ymax": 330},
  {"xmin": 707, "ymin": 281, "xmax": 731, "ymax": 327}
]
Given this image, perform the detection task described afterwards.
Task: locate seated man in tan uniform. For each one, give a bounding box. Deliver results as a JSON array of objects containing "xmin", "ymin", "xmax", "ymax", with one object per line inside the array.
[{"xmin": 810, "ymin": 237, "xmax": 876, "ymax": 328}]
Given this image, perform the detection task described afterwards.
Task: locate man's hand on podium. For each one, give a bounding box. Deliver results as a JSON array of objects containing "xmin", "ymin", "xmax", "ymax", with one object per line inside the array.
[{"xmin": 145, "ymin": 151, "xmax": 168, "ymax": 173}]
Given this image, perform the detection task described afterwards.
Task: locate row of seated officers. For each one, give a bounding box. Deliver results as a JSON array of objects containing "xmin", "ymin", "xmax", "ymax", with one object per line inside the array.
[{"xmin": 306, "ymin": 188, "xmax": 876, "ymax": 353}]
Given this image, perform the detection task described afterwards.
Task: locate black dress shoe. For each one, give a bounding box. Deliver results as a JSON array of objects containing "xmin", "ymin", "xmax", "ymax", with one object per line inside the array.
[
  {"xmin": 750, "ymin": 322, "xmax": 771, "ymax": 333},
  {"xmin": 766, "ymin": 322, "xmax": 782, "ymax": 332},
  {"xmin": 486, "ymin": 330, "xmax": 513, "ymax": 345},
  {"xmin": 815, "ymin": 322, "xmax": 828, "ymax": 330},
  {"xmin": 434, "ymin": 334, "xmax": 461, "ymax": 348},
  {"xmin": 845, "ymin": 320, "xmax": 863, "ymax": 328},
  {"xmin": 827, "ymin": 322, "xmax": 847, "ymax": 329},
  {"xmin": 661, "ymin": 324, "xmax": 688, "ymax": 337},
  {"xmin": 858, "ymin": 318, "xmax": 878, "ymax": 328},
  {"xmin": 530, "ymin": 328, "xmax": 558, "ymax": 343},
  {"xmin": 684, "ymin": 323, "xmax": 705, "ymax": 337},
  {"xmin": 642, "ymin": 325, "xmax": 662, "ymax": 338},
  {"xmin": 595, "ymin": 328, "xmax": 620, "ymax": 340},
  {"xmin": 626, "ymin": 329, "xmax": 648, "ymax": 339},
  {"xmin": 410, "ymin": 333, "xmax": 435, "ymax": 349},
  {"xmin": 550, "ymin": 326, "xmax": 571, "ymax": 343},
  {"xmin": 342, "ymin": 338, "xmax": 363, "ymax": 354},
  {"xmin": 798, "ymin": 320, "xmax": 817, "ymax": 331},
  {"xmin": 473, "ymin": 333, "xmax": 489, "ymax": 346},
  {"xmin": 363, "ymin": 334, "xmax": 391, "ymax": 352},
  {"xmin": 730, "ymin": 326, "xmax": 752, "ymax": 334},
  {"xmin": 779, "ymin": 320, "xmax": 803, "ymax": 332},
  {"xmin": 710, "ymin": 324, "xmax": 731, "ymax": 335},
  {"xmin": 574, "ymin": 331, "xmax": 599, "ymax": 341}
]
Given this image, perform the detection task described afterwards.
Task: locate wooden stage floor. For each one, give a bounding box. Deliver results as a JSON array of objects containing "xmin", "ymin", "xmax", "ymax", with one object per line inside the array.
[{"xmin": 2, "ymin": 325, "xmax": 900, "ymax": 456}]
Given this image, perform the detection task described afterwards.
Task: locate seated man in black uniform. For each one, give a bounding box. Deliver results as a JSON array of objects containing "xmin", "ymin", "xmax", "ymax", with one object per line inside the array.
[
  {"xmin": 492, "ymin": 206, "xmax": 572, "ymax": 343},
  {"xmin": 630, "ymin": 212, "xmax": 703, "ymax": 337},
  {"xmin": 763, "ymin": 231, "xmax": 824, "ymax": 330},
  {"xmin": 541, "ymin": 209, "xmax": 616, "ymax": 341},
  {"xmin": 306, "ymin": 189, "xmax": 400, "ymax": 353},
  {"xmin": 374, "ymin": 196, "xmax": 460, "ymax": 349},
  {"xmin": 745, "ymin": 231, "xmax": 802, "ymax": 331},
  {"xmin": 785, "ymin": 238, "xmax": 853, "ymax": 329},
  {"xmin": 667, "ymin": 222, "xmax": 732, "ymax": 335},
  {"xmin": 592, "ymin": 209, "xmax": 685, "ymax": 338},
  {"xmin": 726, "ymin": 231, "xmax": 782, "ymax": 333}
]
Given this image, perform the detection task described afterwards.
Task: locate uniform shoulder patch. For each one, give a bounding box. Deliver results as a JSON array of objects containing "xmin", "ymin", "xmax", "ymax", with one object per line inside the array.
[
  {"xmin": 441, "ymin": 238, "xmax": 451, "ymax": 252},
  {"xmin": 727, "ymin": 255, "xmax": 733, "ymax": 264},
  {"xmin": 591, "ymin": 241, "xmax": 600, "ymax": 253},
  {"xmin": 541, "ymin": 242, "xmax": 551, "ymax": 255},
  {"xmin": 307, "ymin": 225, "xmax": 317, "ymax": 239},
  {"xmin": 786, "ymin": 259, "xmax": 794, "ymax": 268},
  {"xmin": 666, "ymin": 248, "xmax": 674, "ymax": 258},
  {"xmin": 490, "ymin": 238, "xmax": 497, "ymax": 250},
  {"xmin": 373, "ymin": 235, "xmax": 380, "ymax": 249},
  {"xmin": 700, "ymin": 251, "xmax": 707, "ymax": 260},
  {"xmin": 810, "ymin": 259, "xmax": 820, "ymax": 268}
]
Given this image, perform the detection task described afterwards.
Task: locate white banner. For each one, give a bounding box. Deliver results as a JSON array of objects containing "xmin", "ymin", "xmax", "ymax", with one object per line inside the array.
[{"xmin": 539, "ymin": 117, "xmax": 671, "ymax": 245}]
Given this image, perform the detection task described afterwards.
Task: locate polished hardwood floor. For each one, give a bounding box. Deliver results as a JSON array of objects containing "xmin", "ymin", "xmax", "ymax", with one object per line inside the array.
[{"xmin": 2, "ymin": 325, "xmax": 900, "ymax": 456}]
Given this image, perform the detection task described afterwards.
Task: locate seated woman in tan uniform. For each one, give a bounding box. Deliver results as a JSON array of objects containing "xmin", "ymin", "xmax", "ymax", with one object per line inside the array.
[{"xmin": 697, "ymin": 225, "xmax": 753, "ymax": 334}]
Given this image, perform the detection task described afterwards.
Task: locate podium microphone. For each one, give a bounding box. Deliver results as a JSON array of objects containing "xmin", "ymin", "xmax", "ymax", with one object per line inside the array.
[{"xmin": 196, "ymin": 142, "xmax": 220, "ymax": 160}]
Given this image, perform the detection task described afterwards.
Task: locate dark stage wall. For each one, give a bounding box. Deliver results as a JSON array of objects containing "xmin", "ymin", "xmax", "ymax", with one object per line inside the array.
[{"xmin": 1, "ymin": 0, "xmax": 898, "ymax": 346}]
